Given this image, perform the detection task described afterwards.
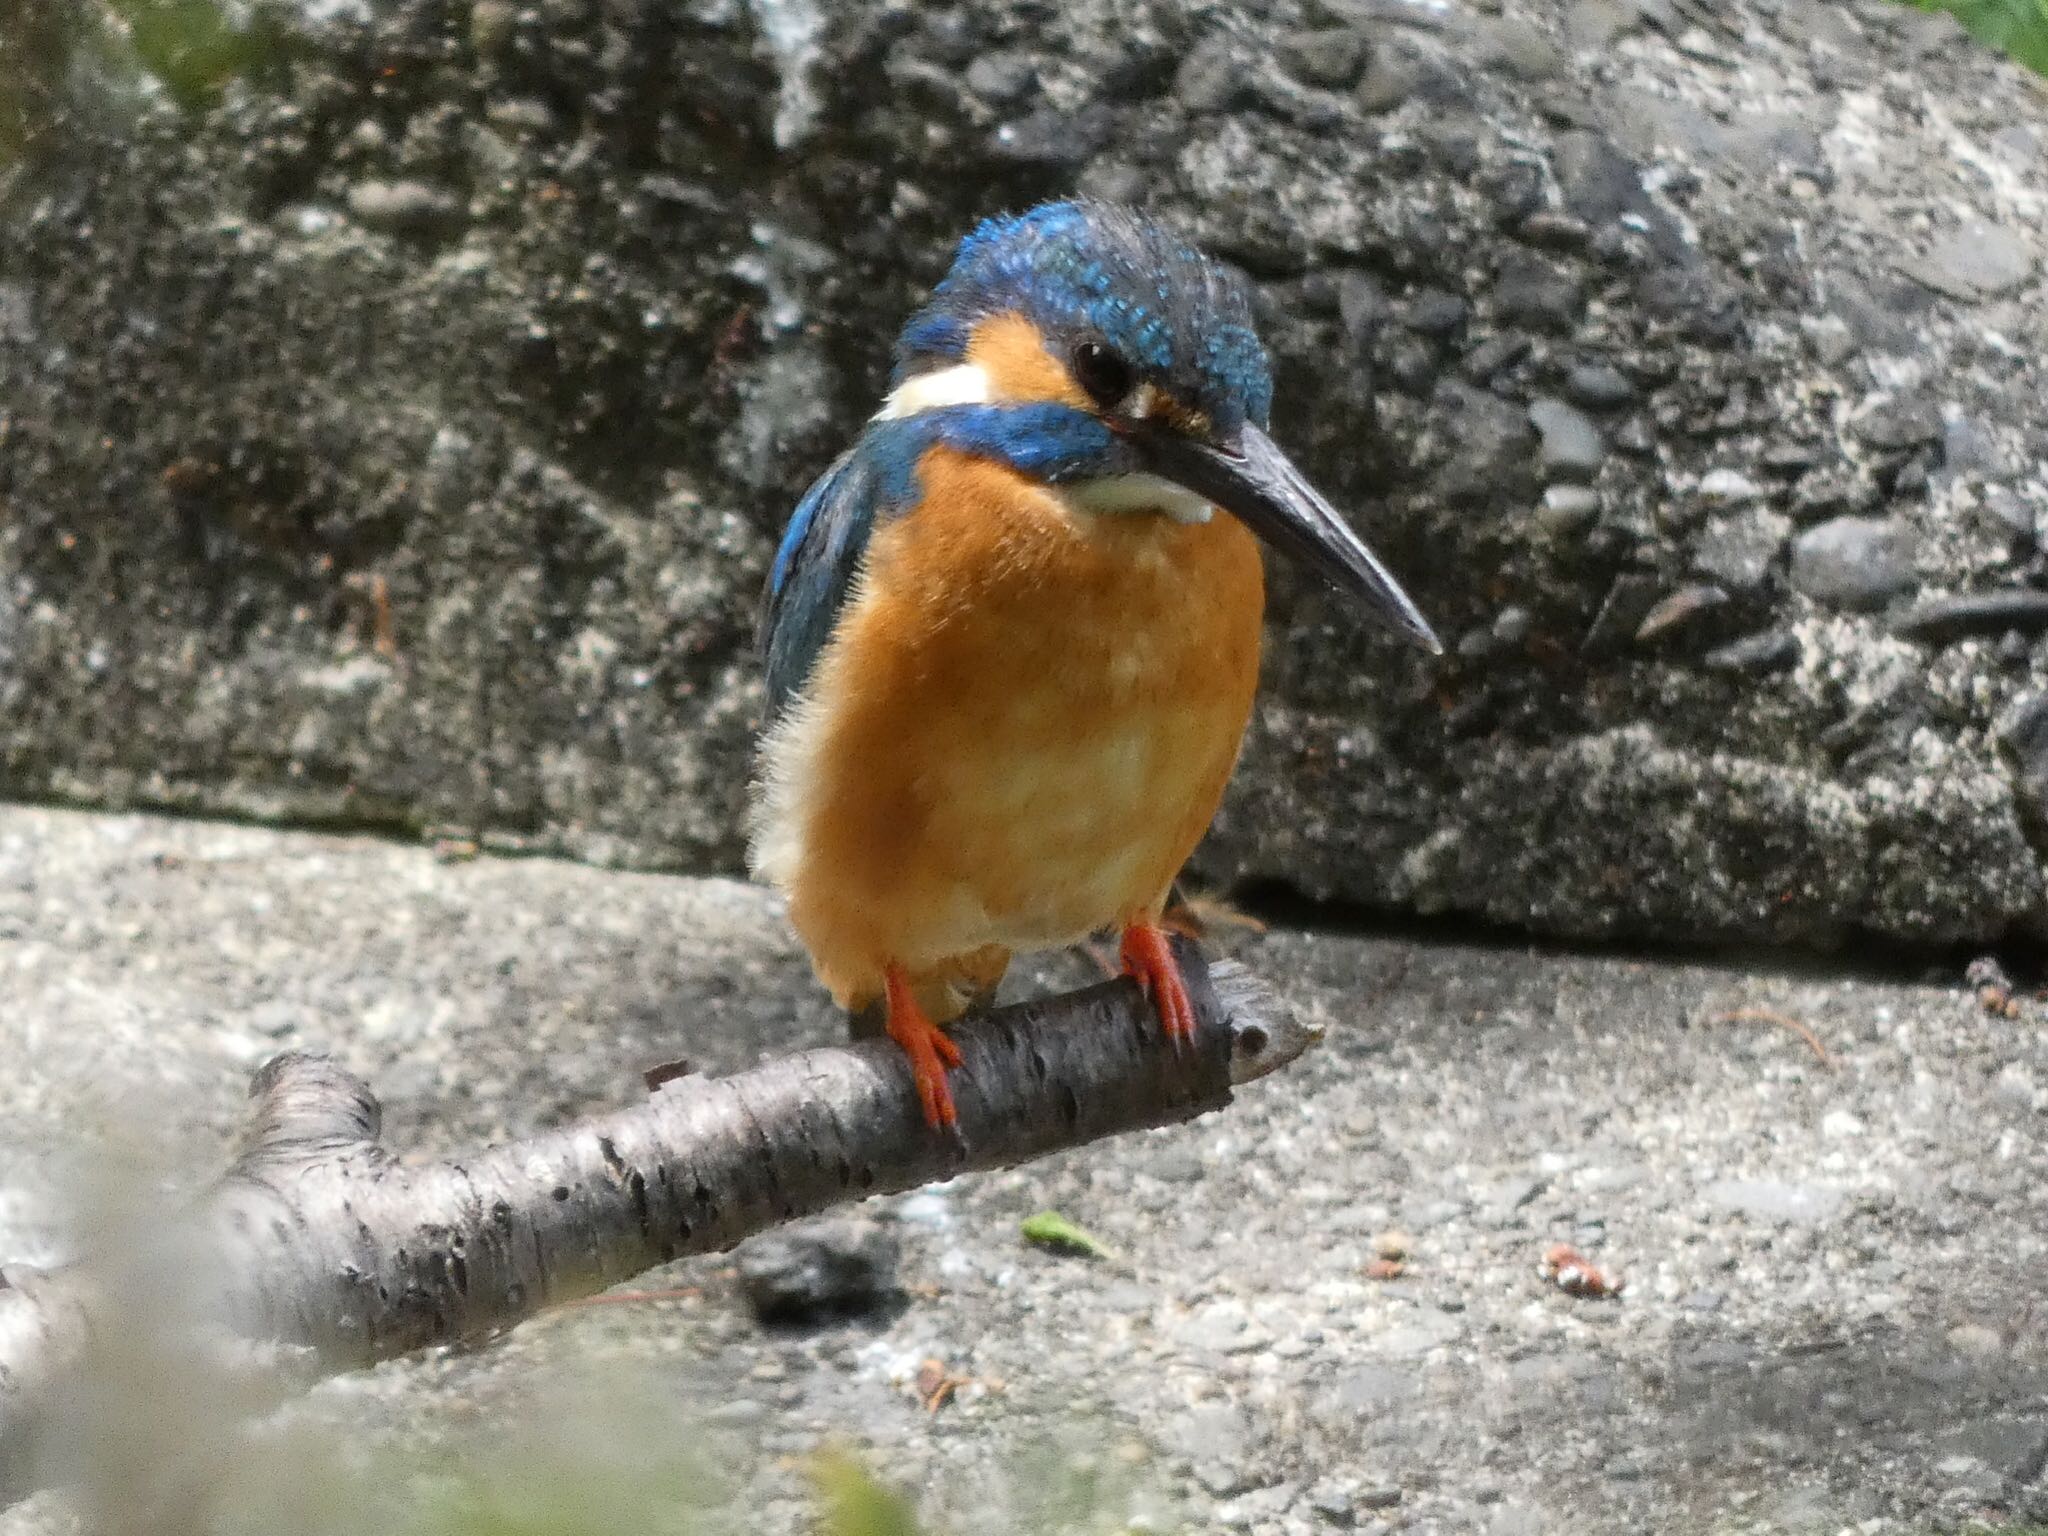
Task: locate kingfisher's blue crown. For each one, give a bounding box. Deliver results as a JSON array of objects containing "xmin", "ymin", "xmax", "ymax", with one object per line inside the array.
[{"xmin": 894, "ymin": 200, "xmax": 1274, "ymax": 434}]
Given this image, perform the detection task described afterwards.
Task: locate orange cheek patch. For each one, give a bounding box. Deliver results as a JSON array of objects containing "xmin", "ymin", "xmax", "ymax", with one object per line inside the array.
[
  {"xmin": 965, "ymin": 312, "xmax": 1090, "ymax": 408},
  {"xmin": 1151, "ymin": 396, "xmax": 1210, "ymax": 438}
]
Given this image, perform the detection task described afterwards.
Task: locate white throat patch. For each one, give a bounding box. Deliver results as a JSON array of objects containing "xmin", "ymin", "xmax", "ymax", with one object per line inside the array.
[
  {"xmin": 1062, "ymin": 473, "xmax": 1215, "ymax": 525},
  {"xmin": 874, "ymin": 362, "xmax": 992, "ymax": 420}
]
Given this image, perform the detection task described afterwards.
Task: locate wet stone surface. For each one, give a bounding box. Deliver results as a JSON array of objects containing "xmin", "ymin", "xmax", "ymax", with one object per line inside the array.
[{"xmin": 3, "ymin": 806, "xmax": 2047, "ymax": 1534}]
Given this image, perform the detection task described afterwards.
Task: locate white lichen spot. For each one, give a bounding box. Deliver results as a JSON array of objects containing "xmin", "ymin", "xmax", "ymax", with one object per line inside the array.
[
  {"xmin": 746, "ymin": 0, "xmax": 824, "ymax": 150},
  {"xmin": 283, "ymin": 0, "xmax": 372, "ymax": 22}
]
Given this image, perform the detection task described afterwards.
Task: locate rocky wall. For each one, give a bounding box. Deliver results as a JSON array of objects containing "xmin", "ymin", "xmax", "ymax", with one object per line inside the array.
[{"xmin": 3, "ymin": 0, "xmax": 2046, "ymax": 946}]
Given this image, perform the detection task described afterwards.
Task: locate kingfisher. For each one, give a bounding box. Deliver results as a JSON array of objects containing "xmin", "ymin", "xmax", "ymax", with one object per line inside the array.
[{"xmin": 750, "ymin": 201, "xmax": 1440, "ymax": 1129}]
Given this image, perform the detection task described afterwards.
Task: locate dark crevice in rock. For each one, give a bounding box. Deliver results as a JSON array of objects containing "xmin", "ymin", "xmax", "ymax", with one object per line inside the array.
[{"xmin": 1228, "ymin": 875, "xmax": 2048, "ymax": 989}]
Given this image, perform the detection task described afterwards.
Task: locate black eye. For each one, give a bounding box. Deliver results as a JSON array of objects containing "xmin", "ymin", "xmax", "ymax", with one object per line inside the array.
[{"xmin": 1071, "ymin": 340, "xmax": 1135, "ymax": 408}]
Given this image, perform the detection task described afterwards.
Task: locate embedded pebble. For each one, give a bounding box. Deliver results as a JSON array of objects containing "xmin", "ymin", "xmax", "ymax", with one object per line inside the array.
[
  {"xmin": 1405, "ymin": 289, "xmax": 1470, "ymax": 335},
  {"xmin": 1692, "ymin": 508, "xmax": 1790, "ymax": 592},
  {"xmin": 1903, "ymin": 223, "xmax": 2036, "ymax": 301},
  {"xmin": 1942, "ymin": 416, "xmax": 2006, "ymax": 479},
  {"xmin": 1697, "ymin": 468, "xmax": 1762, "ymax": 504},
  {"xmin": 1176, "ymin": 37, "xmax": 1259, "ymax": 113},
  {"xmin": 1634, "ymin": 583, "xmax": 1727, "ymax": 642},
  {"xmin": 1528, "ymin": 398, "xmax": 1607, "ymax": 481},
  {"xmin": 1306, "ymin": 1480, "xmax": 1358, "ymax": 1523},
  {"xmin": 1565, "ymin": 0, "xmax": 1643, "ymax": 50},
  {"xmin": 1538, "ymin": 484, "xmax": 1601, "ymax": 533},
  {"xmin": 345, "ymin": 179, "xmax": 463, "ymax": 232},
  {"xmin": 1354, "ymin": 46, "xmax": 1421, "ymax": 112},
  {"xmin": 965, "ymin": 51, "xmax": 1038, "ymax": 106},
  {"xmin": 1789, "ymin": 517, "xmax": 1917, "ymax": 610},
  {"xmin": 1493, "ymin": 252, "xmax": 1585, "ymax": 334},
  {"xmin": 1463, "ymin": 332, "xmax": 1532, "ymax": 380},
  {"xmin": 1433, "ymin": 384, "xmax": 1540, "ymax": 503},
  {"xmin": 1703, "ymin": 628, "xmax": 1799, "ymax": 674},
  {"xmin": 1892, "ymin": 591, "xmax": 2048, "ymax": 645},
  {"xmin": 1477, "ymin": 16, "xmax": 1565, "ymax": 79},
  {"xmin": 1565, "ymin": 363, "xmax": 1635, "ymax": 407},
  {"xmin": 1280, "ymin": 26, "xmax": 1371, "ymax": 87},
  {"xmin": 1855, "ymin": 394, "xmax": 1942, "ymax": 452}
]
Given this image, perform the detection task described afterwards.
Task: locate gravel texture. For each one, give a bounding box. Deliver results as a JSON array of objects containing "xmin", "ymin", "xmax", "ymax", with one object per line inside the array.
[
  {"xmin": 3, "ymin": 0, "xmax": 2048, "ymax": 948},
  {"xmin": 4, "ymin": 805, "xmax": 2046, "ymax": 1534}
]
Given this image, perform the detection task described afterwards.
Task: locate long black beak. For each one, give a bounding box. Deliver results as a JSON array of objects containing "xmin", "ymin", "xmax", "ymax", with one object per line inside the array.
[{"xmin": 1144, "ymin": 422, "xmax": 1443, "ymax": 655}]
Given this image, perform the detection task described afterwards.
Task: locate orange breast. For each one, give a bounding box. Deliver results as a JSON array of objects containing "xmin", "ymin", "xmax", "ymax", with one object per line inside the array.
[{"xmin": 755, "ymin": 446, "xmax": 1264, "ymax": 1010}]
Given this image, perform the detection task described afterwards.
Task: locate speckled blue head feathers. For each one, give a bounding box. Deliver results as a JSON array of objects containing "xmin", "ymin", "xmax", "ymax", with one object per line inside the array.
[
  {"xmin": 759, "ymin": 200, "xmax": 1440, "ymax": 721},
  {"xmin": 895, "ymin": 200, "xmax": 1275, "ymax": 433}
]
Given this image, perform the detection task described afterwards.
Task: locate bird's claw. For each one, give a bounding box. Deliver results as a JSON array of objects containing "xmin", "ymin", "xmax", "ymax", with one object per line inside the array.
[
  {"xmin": 1120, "ymin": 920, "xmax": 1198, "ymax": 1048},
  {"xmin": 885, "ymin": 967, "xmax": 964, "ymax": 1129}
]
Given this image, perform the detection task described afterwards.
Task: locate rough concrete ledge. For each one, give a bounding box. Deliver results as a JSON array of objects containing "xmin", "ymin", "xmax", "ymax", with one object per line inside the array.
[{"xmin": 3, "ymin": 805, "xmax": 2044, "ymax": 1534}]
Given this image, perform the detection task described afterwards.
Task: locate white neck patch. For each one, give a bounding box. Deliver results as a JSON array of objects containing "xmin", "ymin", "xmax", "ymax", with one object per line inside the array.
[
  {"xmin": 874, "ymin": 362, "xmax": 992, "ymax": 420},
  {"xmin": 875, "ymin": 365, "xmax": 1215, "ymax": 526}
]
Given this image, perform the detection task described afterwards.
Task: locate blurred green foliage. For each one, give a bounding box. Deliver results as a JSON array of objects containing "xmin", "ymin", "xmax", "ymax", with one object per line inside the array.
[
  {"xmin": 811, "ymin": 1453, "xmax": 927, "ymax": 1536},
  {"xmin": 52, "ymin": 1333, "xmax": 1159, "ymax": 1536},
  {"xmin": 195, "ymin": 1425, "xmax": 1147, "ymax": 1536},
  {"xmin": 0, "ymin": 0, "xmax": 264, "ymax": 170},
  {"xmin": 103, "ymin": 0, "xmax": 268, "ymax": 109},
  {"xmin": 1909, "ymin": 0, "xmax": 2048, "ymax": 74},
  {"xmin": 41, "ymin": 1151, "xmax": 1158, "ymax": 1536}
]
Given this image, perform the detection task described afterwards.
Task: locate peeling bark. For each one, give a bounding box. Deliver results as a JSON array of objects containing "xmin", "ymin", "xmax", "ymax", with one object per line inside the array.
[{"xmin": 0, "ymin": 952, "xmax": 1311, "ymax": 1507}]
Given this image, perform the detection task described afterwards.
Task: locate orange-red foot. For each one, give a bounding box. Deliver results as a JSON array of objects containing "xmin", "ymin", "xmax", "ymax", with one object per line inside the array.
[
  {"xmin": 1120, "ymin": 920, "xmax": 1197, "ymax": 1044},
  {"xmin": 885, "ymin": 965, "xmax": 964, "ymax": 1129}
]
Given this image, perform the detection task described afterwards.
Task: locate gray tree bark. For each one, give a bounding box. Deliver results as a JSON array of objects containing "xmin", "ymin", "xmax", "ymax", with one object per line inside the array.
[{"xmin": 0, "ymin": 952, "xmax": 1311, "ymax": 1510}]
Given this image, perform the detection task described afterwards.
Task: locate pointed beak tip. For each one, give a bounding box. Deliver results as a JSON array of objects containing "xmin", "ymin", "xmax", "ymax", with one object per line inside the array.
[
  {"xmin": 1140, "ymin": 421, "xmax": 1445, "ymax": 659},
  {"xmin": 1380, "ymin": 605, "xmax": 1443, "ymax": 658}
]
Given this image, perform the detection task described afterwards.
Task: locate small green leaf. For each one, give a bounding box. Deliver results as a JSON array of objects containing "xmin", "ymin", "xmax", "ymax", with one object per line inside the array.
[{"xmin": 1020, "ymin": 1210, "xmax": 1116, "ymax": 1262}]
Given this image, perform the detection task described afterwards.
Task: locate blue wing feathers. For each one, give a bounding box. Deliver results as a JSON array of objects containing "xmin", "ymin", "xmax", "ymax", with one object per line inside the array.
[
  {"xmin": 761, "ymin": 447, "xmax": 880, "ymax": 719},
  {"xmin": 757, "ymin": 403, "xmax": 1127, "ymax": 721}
]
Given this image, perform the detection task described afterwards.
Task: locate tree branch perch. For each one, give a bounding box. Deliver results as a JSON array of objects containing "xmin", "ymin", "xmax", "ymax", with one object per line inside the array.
[{"xmin": 0, "ymin": 949, "xmax": 1314, "ymax": 1508}]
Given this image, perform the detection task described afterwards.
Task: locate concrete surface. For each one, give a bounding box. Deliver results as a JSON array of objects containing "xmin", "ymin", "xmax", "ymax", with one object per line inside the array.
[
  {"xmin": 5, "ymin": 0, "xmax": 2048, "ymax": 947},
  {"xmin": 3, "ymin": 804, "xmax": 2045, "ymax": 1533}
]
